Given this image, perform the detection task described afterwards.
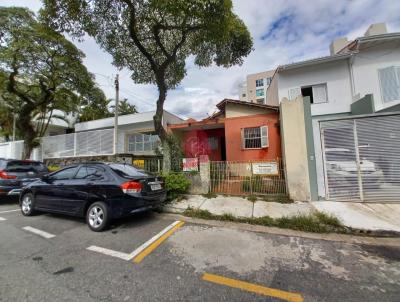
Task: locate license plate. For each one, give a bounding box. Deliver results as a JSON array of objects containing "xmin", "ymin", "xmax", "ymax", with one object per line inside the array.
[{"xmin": 150, "ymin": 184, "xmax": 162, "ymax": 191}]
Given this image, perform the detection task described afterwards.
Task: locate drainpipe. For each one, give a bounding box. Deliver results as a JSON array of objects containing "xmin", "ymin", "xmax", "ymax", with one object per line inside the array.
[{"xmin": 348, "ymin": 54, "xmax": 356, "ymax": 101}]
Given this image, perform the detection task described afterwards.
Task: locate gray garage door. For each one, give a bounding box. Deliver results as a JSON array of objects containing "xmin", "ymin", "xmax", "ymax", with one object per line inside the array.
[{"xmin": 320, "ymin": 114, "xmax": 400, "ymax": 202}]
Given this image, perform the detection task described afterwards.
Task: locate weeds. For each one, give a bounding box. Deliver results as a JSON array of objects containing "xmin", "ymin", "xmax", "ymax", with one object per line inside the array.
[
  {"xmin": 183, "ymin": 208, "xmax": 348, "ymax": 234},
  {"xmin": 202, "ymin": 192, "xmax": 218, "ymax": 199}
]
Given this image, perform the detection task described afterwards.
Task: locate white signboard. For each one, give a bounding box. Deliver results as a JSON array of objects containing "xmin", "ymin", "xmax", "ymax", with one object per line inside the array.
[{"xmin": 252, "ymin": 162, "xmax": 278, "ymax": 175}]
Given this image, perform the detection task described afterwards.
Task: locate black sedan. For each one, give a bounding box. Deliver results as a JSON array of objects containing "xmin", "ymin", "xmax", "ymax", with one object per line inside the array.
[
  {"xmin": 0, "ymin": 159, "xmax": 48, "ymax": 198},
  {"xmin": 19, "ymin": 162, "xmax": 166, "ymax": 231}
]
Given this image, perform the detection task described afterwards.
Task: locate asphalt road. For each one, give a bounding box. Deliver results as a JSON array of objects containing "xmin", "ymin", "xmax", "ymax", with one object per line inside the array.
[{"xmin": 0, "ymin": 198, "xmax": 399, "ymax": 302}]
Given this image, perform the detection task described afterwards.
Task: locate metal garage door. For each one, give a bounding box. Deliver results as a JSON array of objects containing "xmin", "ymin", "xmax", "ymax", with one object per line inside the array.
[{"xmin": 320, "ymin": 114, "xmax": 400, "ymax": 202}]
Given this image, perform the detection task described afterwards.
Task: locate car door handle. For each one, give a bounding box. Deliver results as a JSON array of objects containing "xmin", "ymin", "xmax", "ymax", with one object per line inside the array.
[
  {"xmin": 87, "ymin": 182, "xmax": 95, "ymax": 186},
  {"xmin": 58, "ymin": 183, "xmax": 65, "ymax": 186}
]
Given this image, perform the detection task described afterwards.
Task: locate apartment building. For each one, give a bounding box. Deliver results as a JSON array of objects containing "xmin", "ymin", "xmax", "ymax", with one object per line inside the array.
[{"xmin": 239, "ymin": 70, "xmax": 275, "ymax": 104}]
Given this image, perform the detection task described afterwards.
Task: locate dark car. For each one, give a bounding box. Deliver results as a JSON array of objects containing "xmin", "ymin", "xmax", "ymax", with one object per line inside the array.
[
  {"xmin": 19, "ymin": 162, "xmax": 166, "ymax": 231},
  {"xmin": 0, "ymin": 159, "xmax": 48, "ymax": 198}
]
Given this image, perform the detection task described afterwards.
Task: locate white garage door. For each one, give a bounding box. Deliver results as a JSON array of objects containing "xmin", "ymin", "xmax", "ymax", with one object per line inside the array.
[{"xmin": 320, "ymin": 114, "xmax": 400, "ymax": 202}]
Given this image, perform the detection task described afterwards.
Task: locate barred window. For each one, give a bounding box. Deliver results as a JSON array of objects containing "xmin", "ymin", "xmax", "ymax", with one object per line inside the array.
[{"xmin": 242, "ymin": 126, "xmax": 268, "ymax": 149}]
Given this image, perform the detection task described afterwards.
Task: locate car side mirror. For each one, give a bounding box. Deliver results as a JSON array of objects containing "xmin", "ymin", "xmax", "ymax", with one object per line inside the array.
[{"xmin": 42, "ymin": 174, "xmax": 50, "ymax": 181}]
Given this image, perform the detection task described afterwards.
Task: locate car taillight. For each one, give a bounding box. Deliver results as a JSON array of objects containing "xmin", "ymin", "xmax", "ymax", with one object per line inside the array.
[
  {"xmin": 0, "ymin": 170, "xmax": 17, "ymax": 179},
  {"xmin": 120, "ymin": 181, "xmax": 142, "ymax": 194}
]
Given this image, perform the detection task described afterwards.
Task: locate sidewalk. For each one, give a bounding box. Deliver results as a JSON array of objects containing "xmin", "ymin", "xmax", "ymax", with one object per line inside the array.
[
  {"xmin": 311, "ymin": 201, "xmax": 400, "ymax": 233},
  {"xmin": 164, "ymin": 195, "xmax": 400, "ymax": 233},
  {"xmin": 164, "ymin": 195, "xmax": 314, "ymax": 219}
]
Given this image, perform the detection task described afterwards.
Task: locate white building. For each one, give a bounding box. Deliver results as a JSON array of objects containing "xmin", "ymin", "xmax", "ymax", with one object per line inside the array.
[{"xmin": 268, "ymin": 23, "xmax": 400, "ymax": 202}]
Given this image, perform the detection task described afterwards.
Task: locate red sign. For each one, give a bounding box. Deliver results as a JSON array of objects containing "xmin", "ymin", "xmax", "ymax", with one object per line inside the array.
[{"xmin": 182, "ymin": 158, "xmax": 199, "ymax": 171}]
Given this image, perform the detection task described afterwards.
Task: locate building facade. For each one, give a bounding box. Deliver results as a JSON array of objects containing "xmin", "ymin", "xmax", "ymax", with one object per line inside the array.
[
  {"xmin": 239, "ymin": 70, "xmax": 275, "ymax": 104},
  {"xmin": 269, "ymin": 23, "xmax": 400, "ymax": 202},
  {"xmin": 169, "ymin": 99, "xmax": 281, "ymax": 162}
]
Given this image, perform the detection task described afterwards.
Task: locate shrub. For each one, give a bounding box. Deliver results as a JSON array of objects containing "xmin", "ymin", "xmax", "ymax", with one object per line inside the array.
[{"xmin": 163, "ymin": 172, "xmax": 191, "ymax": 201}]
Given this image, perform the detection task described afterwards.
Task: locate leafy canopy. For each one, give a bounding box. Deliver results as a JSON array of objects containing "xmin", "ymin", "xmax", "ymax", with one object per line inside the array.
[
  {"xmin": 41, "ymin": 0, "xmax": 253, "ymax": 89},
  {"xmin": 0, "ymin": 6, "xmax": 104, "ymax": 157}
]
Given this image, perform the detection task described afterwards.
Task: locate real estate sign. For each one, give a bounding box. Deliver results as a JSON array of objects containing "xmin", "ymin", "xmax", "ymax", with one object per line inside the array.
[
  {"xmin": 252, "ymin": 162, "xmax": 278, "ymax": 175},
  {"xmin": 183, "ymin": 158, "xmax": 199, "ymax": 172}
]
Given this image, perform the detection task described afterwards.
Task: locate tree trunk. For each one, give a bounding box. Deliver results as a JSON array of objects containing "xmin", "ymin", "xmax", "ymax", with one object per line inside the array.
[
  {"xmin": 153, "ymin": 79, "xmax": 171, "ymax": 172},
  {"xmin": 17, "ymin": 103, "xmax": 37, "ymax": 159}
]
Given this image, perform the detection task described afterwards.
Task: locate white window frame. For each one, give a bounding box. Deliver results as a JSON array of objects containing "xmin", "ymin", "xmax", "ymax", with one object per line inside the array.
[
  {"xmin": 378, "ymin": 66, "xmax": 400, "ymax": 103},
  {"xmin": 241, "ymin": 126, "xmax": 269, "ymax": 149},
  {"xmin": 289, "ymin": 83, "xmax": 328, "ymax": 104}
]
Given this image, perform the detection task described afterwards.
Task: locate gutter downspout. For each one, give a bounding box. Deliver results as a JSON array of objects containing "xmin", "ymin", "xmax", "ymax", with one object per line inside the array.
[{"xmin": 348, "ymin": 54, "xmax": 356, "ymax": 101}]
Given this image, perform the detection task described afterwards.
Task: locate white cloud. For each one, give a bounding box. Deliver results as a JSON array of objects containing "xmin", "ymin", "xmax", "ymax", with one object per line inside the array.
[{"xmin": 2, "ymin": 0, "xmax": 399, "ymax": 119}]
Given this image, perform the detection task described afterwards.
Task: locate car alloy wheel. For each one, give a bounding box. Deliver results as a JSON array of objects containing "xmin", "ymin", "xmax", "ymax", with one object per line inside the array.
[
  {"xmin": 88, "ymin": 206, "xmax": 104, "ymax": 229},
  {"xmin": 21, "ymin": 195, "xmax": 32, "ymax": 214}
]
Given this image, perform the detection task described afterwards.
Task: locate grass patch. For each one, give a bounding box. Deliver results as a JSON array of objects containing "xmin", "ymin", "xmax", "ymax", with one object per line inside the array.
[
  {"xmin": 247, "ymin": 195, "xmax": 257, "ymax": 203},
  {"xmin": 183, "ymin": 208, "xmax": 348, "ymax": 234},
  {"xmin": 202, "ymin": 192, "xmax": 218, "ymax": 199},
  {"xmin": 260, "ymin": 194, "xmax": 293, "ymax": 204}
]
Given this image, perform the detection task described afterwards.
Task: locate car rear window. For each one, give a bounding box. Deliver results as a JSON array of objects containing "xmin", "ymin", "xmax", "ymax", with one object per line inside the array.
[
  {"xmin": 109, "ymin": 164, "xmax": 148, "ymax": 178},
  {"xmin": 5, "ymin": 161, "xmax": 48, "ymax": 173}
]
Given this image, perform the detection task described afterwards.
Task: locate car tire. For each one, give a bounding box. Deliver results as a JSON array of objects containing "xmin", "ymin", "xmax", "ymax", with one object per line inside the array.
[
  {"xmin": 86, "ymin": 202, "xmax": 109, "ymax": 232},
  {"xmin": 20, "ymin": 193, "xmax": 36, "ymax": 216}
]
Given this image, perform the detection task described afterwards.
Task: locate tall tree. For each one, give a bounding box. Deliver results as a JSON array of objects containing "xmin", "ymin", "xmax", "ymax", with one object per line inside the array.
[
  {"xmin": 0, "ymin": 7, "xmax": 102, "ymax": 158},
  {"xmin": 41, "ymin": 0, "xmax": 253, "ymax": 170},
  {"xmin": 111, "ymin": 98, "xmax": 138, "ymax": 115},
  {"xmin": 77, "ymin": 88, "xmax": 112, "ymax": 122}
]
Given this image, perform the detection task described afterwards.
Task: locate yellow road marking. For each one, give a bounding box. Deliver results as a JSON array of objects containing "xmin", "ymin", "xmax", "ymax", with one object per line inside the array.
[
  {"xmin": 133, "ymin": 221, "xmax": 185, "ymax": 263},
  {"xmin": 202, "ymin": 273, "xmax": 304, "ymax": 302}
]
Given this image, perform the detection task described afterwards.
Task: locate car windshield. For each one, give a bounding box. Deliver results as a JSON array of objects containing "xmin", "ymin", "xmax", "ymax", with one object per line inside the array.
[
  {"xmin": 326, "ymin": 151, "xmax": 355, "ymax": 162},
  {"xmin": 5, "ymin": 161, "xmax": 48, "ymax": 173},
  {"xmin": 109, "ymin": 163, "xmax": 149, "ymax": 178}
]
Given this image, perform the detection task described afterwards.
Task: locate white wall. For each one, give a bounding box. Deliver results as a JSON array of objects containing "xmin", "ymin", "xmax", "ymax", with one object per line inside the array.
[
  {"xmin": 277, "ymin": 60, "xmax": 352, "ymax": 116},
  {"xmin": 352, "ymin": 40, "xmax": 400, "ymax": 111}
]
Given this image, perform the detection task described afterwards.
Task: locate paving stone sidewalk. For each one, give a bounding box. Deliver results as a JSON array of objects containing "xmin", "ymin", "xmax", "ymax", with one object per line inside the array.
[{"xmin": 163, "ymin": 195, "xmax": 313, "ymax": 219}]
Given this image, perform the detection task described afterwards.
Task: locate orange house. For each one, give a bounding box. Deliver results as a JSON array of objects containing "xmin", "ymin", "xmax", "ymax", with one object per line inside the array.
[{"xmin": 169, "ymin": 99, "xmax": 281, "ymax": 161}]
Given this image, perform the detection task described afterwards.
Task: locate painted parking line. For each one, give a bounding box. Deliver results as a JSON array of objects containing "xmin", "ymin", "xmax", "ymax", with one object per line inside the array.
[
  {"xmin": 0, "ymin": 209, "xmax": 19, "ymax": 214},
  {"xmin": 132, "ymin": 220, "xmax": 184, "ymax": 263},
  {"xmin": 202, "ymin": 273, "xmax": 304, "ymax": 302},
  {"xmin": 22, "ymin": 226, "xmax": 56, "ymax": 239},
  {"xmin": 0, "ymin": 217, "xmax": 6, "ymax": 221},
  {"xmin": 87, "ymin": 246, "xmax": 132, "ymax": 261},
  {"xmin": 87, "ymin": 220, "xmax": 185, "ymax": 262}
]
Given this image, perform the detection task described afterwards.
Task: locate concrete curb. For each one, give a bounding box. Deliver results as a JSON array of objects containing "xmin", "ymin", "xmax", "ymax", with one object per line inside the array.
[{"xmin": 156, "ymin": 212, "xmax": 400, "ymax": 248}]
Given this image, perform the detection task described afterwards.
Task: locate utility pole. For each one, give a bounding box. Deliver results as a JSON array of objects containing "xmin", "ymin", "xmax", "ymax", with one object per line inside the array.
[
  {"xmin": 113, "ymin": 74, "xmax": 119, "ymax": 155},
  {"xmin": 12, "ymin": 113, "xmax": 16, "ymax": 142}
]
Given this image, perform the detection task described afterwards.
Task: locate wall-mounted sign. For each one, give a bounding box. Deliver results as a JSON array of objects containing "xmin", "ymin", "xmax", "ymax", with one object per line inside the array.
[
  {"xmin": 183, "ymin": 158, "xmax": 199, "ymax": 171},
  {"xmin": 252, "ymin": 162, "xmax": 278, "ymax": 175},
  {"xmin": 132, "ymin": 159, "xmax": 144, "ymax": 168}
]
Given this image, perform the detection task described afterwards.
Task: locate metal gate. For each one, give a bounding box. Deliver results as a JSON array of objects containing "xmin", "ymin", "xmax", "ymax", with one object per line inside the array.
[
  {"xmin": 209, "ymin": 159, "xmax": 287, "ymax": 196},
  {"xmin": 320, "ymin": 114, "xmax": 400, "ymax": 202}
]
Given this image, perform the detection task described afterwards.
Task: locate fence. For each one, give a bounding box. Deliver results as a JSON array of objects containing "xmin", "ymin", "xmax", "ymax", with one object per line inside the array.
[
  {"xmin": 0, "ymin": 140, "xmax": 25, "ymax": 160},
  {"xmin": 41, "ymin": 129, "xmax": 160, "ymax": 159},
  {"xmin": 210, "ymin": 159, "xmax": 287, "ymax": 196}
]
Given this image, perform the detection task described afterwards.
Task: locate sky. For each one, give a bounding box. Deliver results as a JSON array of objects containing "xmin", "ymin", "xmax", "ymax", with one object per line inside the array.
[{"xmin": 2, "ymin": 0, "xmax": 400, "ymax": 119}]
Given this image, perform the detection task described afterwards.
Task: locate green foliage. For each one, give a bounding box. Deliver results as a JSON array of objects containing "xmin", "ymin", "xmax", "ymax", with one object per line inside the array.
[
  {"xmin": 183, "ymin": 208, "xmax": 348, "ymax": 234},
  {"xmin": 0, "ymin": 7, "xmax": 102, "ymax": 158},
  {"xmin": 163, "ymin": 172, "xmax": 191, "ymax": 201},
  {"xmin": 247, "ymin": 195, "xmax": 257, "ymax": 202},
  {"xmin": 261, "ymin": 195, "xmax": 293, "ymax": 204},
  {"xmin": 110, "ymin": 98, "xmax": 138, "ymax": 116},
  {"xmin": 202, "ymin": 192, "xmax": 217, "ymax": 199},
  {"xmin": 41, "ymin": 0, "xmax": 253, "ymax": 169}
]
